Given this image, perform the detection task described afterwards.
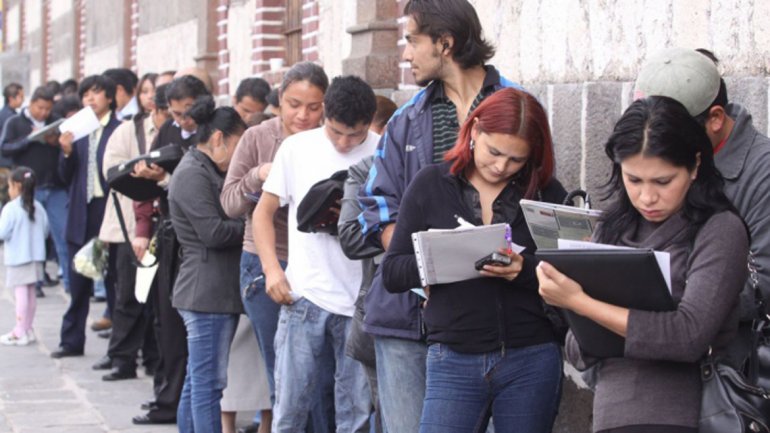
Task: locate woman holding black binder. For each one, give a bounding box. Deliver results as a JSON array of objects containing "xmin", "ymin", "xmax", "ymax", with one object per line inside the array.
[
  {"xmin": 380, "ymin": 87, "xmax": 566, "ymax": 433},
  {"xmin": 537, "ymin": 96, "xmax": 749, "ymax": 433}
]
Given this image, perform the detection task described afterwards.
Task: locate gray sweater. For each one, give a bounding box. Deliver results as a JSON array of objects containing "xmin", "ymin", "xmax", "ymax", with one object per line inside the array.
[{"xmin": 566, "ymin": 210, "xmax": 749, "ymax": 431}]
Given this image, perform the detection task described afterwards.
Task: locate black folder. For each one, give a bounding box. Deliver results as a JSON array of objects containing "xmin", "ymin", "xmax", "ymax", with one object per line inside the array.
[{"xmin": 535, "ymin": 249, "xmax": 675, "ymax": 358}]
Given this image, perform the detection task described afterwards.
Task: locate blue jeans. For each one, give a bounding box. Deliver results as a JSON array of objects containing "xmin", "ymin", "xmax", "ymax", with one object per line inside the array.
[
  {"xmin": 35, "ymin": 186, "xmax": 69, "ymax": 290},
  {"xmin": 420, "ymin": 342, "xmax": 563, "ymax": 433},
  {"xmin": 177, "ymin": 309, "xmax": 238, "ymax": 433},
  {"xmin": 273, "ymin": 298, "xmax": 371, "ymax": 433},
  {"xmin": 239, "ymin": 251, "xmax": 284, "ymax": 401},
  {"xmin": 374, "ymin": 336, "xmax": 427, "ymax": 433}
]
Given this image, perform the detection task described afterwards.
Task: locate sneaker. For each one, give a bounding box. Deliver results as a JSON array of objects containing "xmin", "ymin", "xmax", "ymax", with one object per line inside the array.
[
  {"xmin": 26, "ymin": 329, "xmax": 36, "ymax": 343},
  {"xmin": 0, "ymin": 332, "xmax": 29, "ymax": 346}
]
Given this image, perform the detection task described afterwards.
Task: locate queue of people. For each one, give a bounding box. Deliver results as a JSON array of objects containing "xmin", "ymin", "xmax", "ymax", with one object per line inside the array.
[{"xmin": 0, "ymin": 0, "xmax": 769, "ymax": 432}]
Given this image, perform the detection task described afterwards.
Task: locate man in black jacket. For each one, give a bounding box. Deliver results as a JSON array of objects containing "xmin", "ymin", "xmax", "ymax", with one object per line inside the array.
[
  {"xmin": 1, "ymin": 86, "xmax": 70, "ymax": 291},
  {"xmin": 0, "ymin": 82, "xmax": 24, "ymax": 199}
]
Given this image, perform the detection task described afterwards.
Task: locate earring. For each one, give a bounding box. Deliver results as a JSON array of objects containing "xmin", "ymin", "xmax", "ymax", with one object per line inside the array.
[{"xmin": 469, "ymin": 139, "xmax": 475, "ymax": 151}]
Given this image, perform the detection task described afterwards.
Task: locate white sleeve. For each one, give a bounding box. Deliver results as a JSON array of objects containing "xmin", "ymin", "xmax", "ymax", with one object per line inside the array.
[{"xmin": 262, "ymin": 140, "xmax": 292, "ymax": 207}]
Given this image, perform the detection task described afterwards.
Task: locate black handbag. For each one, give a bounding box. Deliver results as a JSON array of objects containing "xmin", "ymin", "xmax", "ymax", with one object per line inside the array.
[
  {"xmin": 106, "ymin": 144, "xmax": 184, "ymax": 201},
  {"xmin": 699, "ymin": 254, "xmax": 770, "ymax": 433}
]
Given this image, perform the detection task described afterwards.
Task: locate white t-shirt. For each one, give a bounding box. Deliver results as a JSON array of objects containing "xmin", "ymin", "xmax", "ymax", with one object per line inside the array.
[{"xmin": 262, "ymin": 126, "xmax": 380, "ymax": 317}]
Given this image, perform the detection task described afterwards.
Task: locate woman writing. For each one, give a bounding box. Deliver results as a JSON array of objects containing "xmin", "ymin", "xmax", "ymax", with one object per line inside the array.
[
  {"xmin": 167, "ymin": 96, "xmax": 247, "ymax": 433},
  {"xmin": 537, "ymin": 96, "xmax": 749, "ymax": 433},
  {"xmin": 381, "ymin": 87, "xmax": 565, "ymax": 433}
]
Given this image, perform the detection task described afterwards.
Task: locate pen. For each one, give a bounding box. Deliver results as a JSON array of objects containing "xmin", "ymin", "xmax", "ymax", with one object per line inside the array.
[
  {"xmin": 505, "ymin": 224, "xmax": 513, "ymax": 255},
  {"xmin": 454, "ymin": 214, "xmax": 474, "ymax": 228}
]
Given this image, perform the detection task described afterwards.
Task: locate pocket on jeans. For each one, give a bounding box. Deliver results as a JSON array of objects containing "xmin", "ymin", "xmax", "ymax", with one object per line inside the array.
[
  {"xmin": 240, "ymin": 258, "xmax": 265, "ymax": 299},
  {"xmin": 427, "ymin": 343, "xmax": 444, "ymax": 361}
]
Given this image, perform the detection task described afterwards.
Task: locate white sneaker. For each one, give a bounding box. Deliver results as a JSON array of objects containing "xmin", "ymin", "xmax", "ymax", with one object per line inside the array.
[
  {"xmin": 26, "ymin": 329, "xmax": 36, "ymax": 343},
  {"xmin": 0, "ymin": 332, "xmax": 29, "ymax": 346}
]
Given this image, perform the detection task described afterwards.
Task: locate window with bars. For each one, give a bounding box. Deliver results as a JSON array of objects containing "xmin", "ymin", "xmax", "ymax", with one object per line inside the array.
[{"xmin": 284, "ymin": 0, "xmax": 302, "ymax": 66}]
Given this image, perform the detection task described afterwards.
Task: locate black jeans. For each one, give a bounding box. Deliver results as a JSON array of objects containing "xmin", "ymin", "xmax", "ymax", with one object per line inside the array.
[
  {"xmin": 107, "ymin": 242, "xmax": 145, "ymax": 370},
  {"xmin": 599, "ymin": 426, "xmax": 697, "ymax": 433}
]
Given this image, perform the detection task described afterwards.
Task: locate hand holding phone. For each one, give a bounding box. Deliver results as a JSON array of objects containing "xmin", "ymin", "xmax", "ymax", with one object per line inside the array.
[{"xmin": 474, "ymin": 252, "xmax": 513, "ymax": 271}]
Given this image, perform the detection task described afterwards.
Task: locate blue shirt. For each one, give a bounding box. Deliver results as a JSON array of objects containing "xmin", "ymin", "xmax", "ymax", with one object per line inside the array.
[{"xmin": 0, "ymin": 197, "xmax": 49, "ymax": 266}]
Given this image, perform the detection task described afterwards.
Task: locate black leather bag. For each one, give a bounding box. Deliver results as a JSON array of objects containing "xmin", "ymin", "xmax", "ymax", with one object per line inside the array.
[
  {"xmin": 699, "ymin": 352, "xmax": 770, "ymax": 433},
  {"xmin": 699, "ymin": 255, "xmax": 770, "ymax": 433},
  {"xmin": 106, "ymin": 144, "xmax": 184, "ymax": 201}
]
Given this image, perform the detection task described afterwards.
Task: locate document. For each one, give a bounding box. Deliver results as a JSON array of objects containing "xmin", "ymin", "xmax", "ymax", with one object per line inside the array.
[
  {"xmin": 520, "ymin": 199, "xmax": 603, "ymax": 249},
  {"xmin": 411, "ymin": 223, "xmax": 524, "ymax": 286},
  {"xmin": 59, "ymin": 106, "xmax": 101, "ymax": 141},
  {"xmin": 26, "ymin": 118, "xmax": 65, "ymax": 142}
]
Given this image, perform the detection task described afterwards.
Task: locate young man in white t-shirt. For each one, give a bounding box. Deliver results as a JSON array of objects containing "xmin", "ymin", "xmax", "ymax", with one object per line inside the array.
[{"xmin": 254, "ymin": 75, "xmax": 378, "ymax": 433}]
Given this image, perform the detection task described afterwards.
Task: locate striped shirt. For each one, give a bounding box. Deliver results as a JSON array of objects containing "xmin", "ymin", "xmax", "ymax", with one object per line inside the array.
[{"xmin": 431, "ymin": 68, "xmax": 499, "ymax": 163}]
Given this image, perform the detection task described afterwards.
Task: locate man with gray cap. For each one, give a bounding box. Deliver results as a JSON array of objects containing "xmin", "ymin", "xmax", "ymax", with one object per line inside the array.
[{"xmin": 635, "ymin": 47, "xmax": 770, "ymax": 334}]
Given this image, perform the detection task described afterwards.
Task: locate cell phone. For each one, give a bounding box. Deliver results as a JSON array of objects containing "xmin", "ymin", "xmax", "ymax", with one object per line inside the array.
[
  {"xmin": 474, "ymin": 252, "xmax": 512, "ymax": 271},
  {"xmin": 243, "ymin": 191, "xmax": 261, "ymax": 203}
]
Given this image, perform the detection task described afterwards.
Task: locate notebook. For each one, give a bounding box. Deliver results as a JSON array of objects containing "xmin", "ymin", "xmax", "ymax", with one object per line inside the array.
[
  {"xmin": 535, "ymin": 248, "xmax": 675, "ymax": 358},
  {"xmin": 411, "ymin": 223, "xmax": 522, "ymax": 286}
]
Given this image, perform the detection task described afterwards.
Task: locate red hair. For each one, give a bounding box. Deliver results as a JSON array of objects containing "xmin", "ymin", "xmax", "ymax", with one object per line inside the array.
[{"xmin": 444, "ymin": 87, "xmax": 555, "ymax": 199}]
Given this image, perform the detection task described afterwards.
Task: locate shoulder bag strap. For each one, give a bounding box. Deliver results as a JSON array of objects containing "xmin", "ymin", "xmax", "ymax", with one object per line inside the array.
[{"xmin": 112, "ymin": 191, "xmax": 157, "ymax": 268}]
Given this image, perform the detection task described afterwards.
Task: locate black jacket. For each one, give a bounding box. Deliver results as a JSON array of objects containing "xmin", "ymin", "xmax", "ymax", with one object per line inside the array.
[
  {"xmin": 1, "ymin": 111, "xmax": 64, "ymax": 187},
  {"xmin": 168, "ymin": 149, "xmax": 244, "ymax": 314},
  {"xmin": 381, "ymin": 163, "xmax": 566, "ymax": 353}
]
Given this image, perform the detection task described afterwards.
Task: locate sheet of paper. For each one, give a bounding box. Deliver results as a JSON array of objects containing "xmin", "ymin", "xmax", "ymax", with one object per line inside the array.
[
  {"xmin": 556, "ymin": 239, "xmax": 671, "ymax": 293},
  {"xmin": 520, "ymin": 199, "xmax": 603, "ymax": 250},
  {"xmin": 59, "ymin": 106, "xmax": 101, "ymax": 141},
  {"xmin": 134, "ymin": 252, "xmax": 158, "ymax": 303}
]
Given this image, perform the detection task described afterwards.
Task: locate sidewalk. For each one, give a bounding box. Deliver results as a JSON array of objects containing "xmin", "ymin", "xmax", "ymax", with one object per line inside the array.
[{"xmin": 0, "ymin": 249, "xmax": 177, "ymax": 433}]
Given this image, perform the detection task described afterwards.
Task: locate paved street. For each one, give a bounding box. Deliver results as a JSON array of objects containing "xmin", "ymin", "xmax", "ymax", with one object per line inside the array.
[{"xmin": 0, "ymin": 249, "xmax": 180, "ymax": 433}]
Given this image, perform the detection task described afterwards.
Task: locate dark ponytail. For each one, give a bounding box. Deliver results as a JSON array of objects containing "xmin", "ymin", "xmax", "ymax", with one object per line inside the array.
[
  {"xmin": 10, "ymin": 167, "xmax": 36, "ymax": 221},
  {"xmin": 186, "ymin": 95, "xmax": 246, "ymax": 144}
]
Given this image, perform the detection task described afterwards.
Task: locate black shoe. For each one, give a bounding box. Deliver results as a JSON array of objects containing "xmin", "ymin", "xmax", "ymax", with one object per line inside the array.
[
  {"xmin": 102, "ymin": 367, "xmax": 138, "ymax": 381},
  {"xmin": 50, "ymin": 348, "xmax": 84, "ymax": 358},
  {"xmin": 140, "ymin": 400, "xmax": 158, "ymax": 411},
  {"xmin": 132, "ymin": 413, "xmax": 176, "ymax": 425},
  {"xmin": 43, "ymin": 272, "xmax": 59, "ymax": 287},
  {"xmin": 92, "ymin": 355, "xmax": 112, "ymax": 370},
  {"xmin": 97, "ymin": 329, "xmax": 111, "ymax": 339},
  {"xmin": 237, "ymin": 422, "xmax": 261, "ymax": 433},
  {"xmin": 35, "ymin": 286, "xmax": 45, "ymax": 298}
]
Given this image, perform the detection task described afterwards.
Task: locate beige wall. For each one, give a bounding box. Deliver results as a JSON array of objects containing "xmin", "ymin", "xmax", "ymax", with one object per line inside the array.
[
  {"xmin": 227, "ymin": 0, "xmax": 257, "ymax": 93},
  {"xmin": 474, "ymin": 0, "xmax": 769, "ymax": 85},
  {"xmin": 135, "ymin": 18, "xmax": 199, "ymax": 76},
  {"xmin": 317, "ymin": 0, "xmax": 354, "ymax": 79}
]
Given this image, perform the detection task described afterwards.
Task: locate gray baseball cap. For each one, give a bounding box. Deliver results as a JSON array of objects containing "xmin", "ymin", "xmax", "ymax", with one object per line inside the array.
[{"xmin": 634, "ymin": 47, "xmax": 721, "ymax": 116}]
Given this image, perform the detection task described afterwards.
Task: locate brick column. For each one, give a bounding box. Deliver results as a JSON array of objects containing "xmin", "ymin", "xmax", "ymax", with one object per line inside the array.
[
  {"xmin": 74, "ymin": 0, "xmax": 86, "ymax": 79},
  {"xmin": 42, "ymin": 0, "xmax": 51, "ymax": 82},
  {"xmin": 251, "ymin": 0, "xmax": 285, "ymax": 75},
  {"xmin": 123, "ymin": 0, "xmax": 138, "ymax": 72},
  {"xmin": 301, "ymin": 0, "xmax": 318, "ymax": 62},
  {"xmin": 396, "ymin": 0, "xmax": 416, "ymax": 90},
  {"xmin": 216, "ymin": 0, "xmax": 229, "ymax": 98},
  {"xmin": 18, "ymin": 0, "xmax": 25, "ymax": 51},
  {"xmin": 1, "ymin": 2, "xmax": 7, "ymax": 52}
]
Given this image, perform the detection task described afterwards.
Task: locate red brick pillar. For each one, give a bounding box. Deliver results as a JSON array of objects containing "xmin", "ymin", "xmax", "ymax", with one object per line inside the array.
[
  {"xmin": 217, "ymin": 0, "xmax": 229, "ymax": 98},
  {"xmin": 251, "ymin": 0, "xmax": 285, "ymax": 76},
  {"xmin": 301, "ymin": 0, "xmax": 318, "ymax": 62},
  {"xmin": 396, "ymin": 0, "xmax": 416, "ymax": 90},
  {"xmin": 74, "ymin": 0, "xmax": 86, "ymax": 79},
  {"xmin": 18, "ymin": 0, "xmax": 25, "ymax": 51},
  {"xmin": 42, "ymin": 0, "xmax": 51, "ymax": 82},
  {"xmin": 123, "ymin": 0, "xmax": 138, "ymax": 72}
]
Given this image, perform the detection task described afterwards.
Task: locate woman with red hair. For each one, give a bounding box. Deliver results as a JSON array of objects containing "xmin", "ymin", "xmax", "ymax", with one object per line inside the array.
[{"xmin": 380, "ymin": 87, "xmax": 566, "ymax": 433}]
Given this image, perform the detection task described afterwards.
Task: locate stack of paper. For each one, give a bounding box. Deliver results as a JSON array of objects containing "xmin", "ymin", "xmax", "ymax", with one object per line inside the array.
[{"xmin": 411, "ymin": 223, "xmax": 523, "ymax": 286}]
